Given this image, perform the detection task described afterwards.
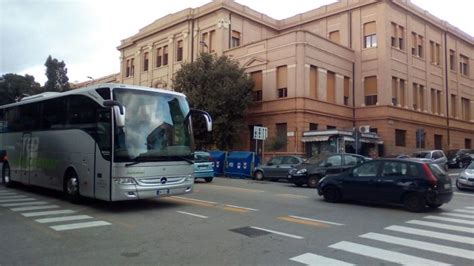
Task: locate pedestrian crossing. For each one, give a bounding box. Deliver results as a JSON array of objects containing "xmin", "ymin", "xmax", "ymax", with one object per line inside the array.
[
  {"xmin": 0, "ymin": 188, "xmax": 111, "ymax": 232},
  {"xmin": 290, "ymin": 206, "xmax": 474, "ymax": 265}
]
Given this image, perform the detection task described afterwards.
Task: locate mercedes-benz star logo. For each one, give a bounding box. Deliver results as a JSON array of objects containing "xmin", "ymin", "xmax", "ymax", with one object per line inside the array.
[{"xmin": 160, "ymin": 177, "xmax": 167, "ymax": 184}]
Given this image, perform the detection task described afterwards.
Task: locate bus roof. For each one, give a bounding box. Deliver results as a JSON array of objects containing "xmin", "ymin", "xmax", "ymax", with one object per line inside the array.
[{"xmin": 0, "ymin": 83, "xmax": 187, "ymax": 108}]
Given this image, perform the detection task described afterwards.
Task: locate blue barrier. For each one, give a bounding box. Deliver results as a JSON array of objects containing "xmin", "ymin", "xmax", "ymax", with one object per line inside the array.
[
  {"xmin": 209, "ymin": 151, "xmax": 227, "ymax": 177},
  {"xmin": 224, "ymin": 151, "xmax": 260, "ymax": 178}
]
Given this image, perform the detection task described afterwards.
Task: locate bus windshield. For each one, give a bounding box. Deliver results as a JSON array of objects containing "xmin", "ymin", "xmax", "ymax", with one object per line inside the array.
[{"xmin": 113, "ymin": 88, "xmax": 192, "ymax": 162}]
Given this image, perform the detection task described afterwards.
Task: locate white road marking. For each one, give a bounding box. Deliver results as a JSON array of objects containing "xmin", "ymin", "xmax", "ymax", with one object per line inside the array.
[
  {"xmin": 176, "ymin": 211, "xmax": 208, "ymax": 219},
  {"xmin": 454, "ymin": 192, "xmax": 474, "ymax": 197},
  {"xmin": 0, "ymin": 198, "xmax": 36, "ymax": 203},
  {"xmin": 329, "ymin": 241, "xmax": 449, "ymax": 266},
  {"xmin": 290, "ymin": 253, "xmax": 354, "ymax": 266},
  {"xmin": 361, "ymin": 232, "xmax": 474, "ymax": 259},
  {"xmin": 454, "ymin": 209, "xmax": 474, "ymax": 214},
  {"xmin": 35, "ymin": 215, "xmax": 93, "ymax": 224},
  {"xmin": 50, "ymin": 221, "xmax": 111, "ymax": 231},
  {"xmin": 424, "ymin": 215, "xmax": 474, "ymax": 225},
  {"xmin": 1, "ymin": 201, "xmax": 48, "ymax": 207},
  {"xmin": 289, "ymin": 215, "xmax": 344, "ymax": 226},
  {"xmin": 250, "ymin": 226, "xmax": 304, "ymax": 239},
  {"xmin": 224, "ymin": 204, "xmax": 258, "ymax": 211},
  {"xmin": 448, "ymin": 173, "xmax": 458, "ymax": 177},
  {"xmin": 10, "ymin": 205, "xmax": 59, "ymax": 212},
  {"xmin": 442, "ymin": 212, "xmax": 474, "ymax": 219},
  {"xmin": 466, "ymin": 207, "xmax": 474, "ymax": 210},
  {"xmin": 0, "ymin": 192, "xmax": 17, "ymax": 196},
  {"xmin": 0, "ymin": 195, "xmax": 27, "ymax": 199},
  {"xmin": 406, "ymin": 220, "xmax": 474, "ymax": 233},
  {"xmin": 22, "ymin": 209, "xmax": 75, "ymax": 217},
  {"xmin": 385, "ymin": 225, "xmax": 474, "ymax": 244},
  {"xmin": 171, "ymin": 196, "xmax": 217, "ymax": 204}
]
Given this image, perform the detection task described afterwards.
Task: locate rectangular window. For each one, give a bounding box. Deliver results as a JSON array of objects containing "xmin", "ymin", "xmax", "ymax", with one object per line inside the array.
[
  {"xmin": 125, "ymin": 59, "xmax": 130, "ymax": 77},
  {"xmin": 398, "ymin": 26, "xmax": 405, "ymax": 50},
  {"xmin": 412, "ymin": 83, "xmax": 419, "ymax": 110},
  {"xmin": 431, "ymin": 89, "xmax": 436, "ymax": 114},
  {"xmin": 156, "ymin": 47, "xmax": 162, "ymax": 67},
  {"xmin": 276, "ymin": 123, "xmax": 287, "ymax": 151},
  {"xmin": 419, "ymin": 85, "xmax": 425, "ymax": 111},
  {"xmin": 344, "ymin": 76, "xmax": 350, "ymax": 106},
  {"xmin": 462, "ymin": 97, "xmax": 471, "ymax": 121},
  {"xmin": 411, "ymin": 32, "xmax": 417, "ymax": 56},
  {"xmin": 277, "ymin": 66, "xmax": 288, "ymax": 98},
  {"xmin": 143, "ymin": 52, "xmax": 149, "ymax": 71},
  {"xmin": 417, "ymin": 35, "xmax": 424, "ymax": 58},
  {"xmin": 412, "ymin": 32, "xmax": 423, "ymax": 57},
  {"xmin": 451, "ymin": 94, "xmax": 457, "ymax": 118},
  {"xmin": 327, "ymin": 125, "xmax": 336, "ymax": 130},
  {"xmin": 176, "ymin": 40, "xmax": 183, "ymax": 62},
  {"xmin": 231, "ymin": 31, "xmax": 240, "ymax": 48},
  {"xmin": 430, "ymin": 41, "xmax": 435, "ymax": 64},
  {"xmin": 449, "ymin": 50, "xmax": 455, "ymax": 71},
  {"xmin": 363, "ymin": 22, "xmax": 377, "ymax": 48},
  {"xmin": 390, "ymin": 23, "xmax": 404, "ymax": 49},
  {"xmin": 209, "ymin": 30, "xmax": 216, "ymax": 52},
  {"xmin": 201, "ymin": 32, "xmax": 209, "ymax": 52},
  {"xmin": 251, "ymin": 71, "xmax": 262, "ymax": 102},
  {"xmin": 437, "ymin": 90, "xmax": 441, "ymax": 115},
  {"xmin": 327, "ymin": 71, "xmax": 335, "ymax": 103},
  {"xmin": 130, "ymin": 58, "xmax": 135, "ymax": 76},
  {"xmin": 436, "ymin": 43, "xmax": 440, "ymax": 65},
  {"xmin": 310, "ymin": 66, "xmax": 318, "ymax": 99},
  {"xmin": 399, "ymin": 79, "xmax": 405, "ymax": 107},
  {"xmin": 329, "ymin": 30, "xmax": 340, "ymax": 44},
  {"xmin": 392, "ymin": 77, "xmax": 398, "ymax": 106},
  {"xmin": 391, "ymin": 23, "xmax": 397, "ymax": 48},
  {"xmin": 466, "ymin": 139, "xmax": 472, "ymax": 149},
  {"xmin": 309, "ymin": 123, "xmax": 318, "ymax": 131},
  {"xmin": 395, "ymin": 129, "xmax": 406, "ymax": 147},
  {"xmin": 163, "ymin": 46, "xmax": 168, "ymax": 66},
  {"xmin": 416, "ymin": 131, "xmax": 425, "ymax": 149},
  {"xmin": 364, "ymin": 76, "xmax": 377, "ymax": 106},
  {"xmin": 434, "ymin": 134, "xmax": 443, "ymax": 150},
  {"xmin": 460, "ymin": 54, "xmax": 469, "ymax": 76}
]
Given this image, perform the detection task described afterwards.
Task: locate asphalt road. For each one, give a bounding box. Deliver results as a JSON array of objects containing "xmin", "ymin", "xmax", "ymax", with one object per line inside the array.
[{"xmin": 0, "ymin": 169, "xmax": 473, "ymax": 266}]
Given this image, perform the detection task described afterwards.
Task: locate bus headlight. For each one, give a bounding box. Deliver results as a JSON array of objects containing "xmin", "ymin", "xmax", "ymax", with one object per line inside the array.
[{"xmin": 113, "ymin": 177, "xmax": 137, "ymax": 185}]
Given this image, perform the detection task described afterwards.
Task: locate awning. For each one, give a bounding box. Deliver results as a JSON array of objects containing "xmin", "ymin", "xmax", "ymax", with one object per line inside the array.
[
  {"xmin": 343, "ymin": 136, "xmax": 383, "ymax": 144},
  {"xmin": 301, "ymin": 135, "xmax": 330, "ymax": 142}
]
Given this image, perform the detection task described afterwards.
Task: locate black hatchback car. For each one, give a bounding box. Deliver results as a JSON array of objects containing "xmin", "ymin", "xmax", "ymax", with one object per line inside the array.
[
  {"xmin": 287, "ymin": 153, "xmax": 368, "ymax": 188},
  {"xmin": 317, "ymin": 159, "xmax": 453, "ymax": 212},
  {"xmin": 447, "ymin": 149, "xmax": 474, "ymax": 169}
]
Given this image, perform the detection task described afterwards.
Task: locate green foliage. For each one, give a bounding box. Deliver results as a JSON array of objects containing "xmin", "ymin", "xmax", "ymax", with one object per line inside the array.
[
  {"xmin": 265, "ymin": 135, "xmax": 287, "ymax": 151},
  {"xmin": 173, "ymin": 53, "xmax": 253, "ymax": 150},
  {"xmin": 0, "ymin": 73, "xmax": 41, "ymax": 105},
  {"xmin": 44, "ymin": 55, "xmax": 70, "ymax": 92}
]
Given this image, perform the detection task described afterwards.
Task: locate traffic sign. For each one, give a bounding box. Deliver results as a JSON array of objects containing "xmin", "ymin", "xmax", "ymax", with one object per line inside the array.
[{"xmin": 253, "ymin": 126, "xmax": 268, "ymax": 140}]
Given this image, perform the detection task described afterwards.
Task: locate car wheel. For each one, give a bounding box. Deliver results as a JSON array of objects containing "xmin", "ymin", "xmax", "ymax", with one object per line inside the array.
[
  {"xmin": 2, "ymin": 163, "xmax": 14, "ymax": 187},
  {"xmin": 204, "ymin": 177, "xmax": 213, "ymax": 183},
  {"xmin": 456, "ymin": 180, "xmax": 464, "ymax": 191},
  {"xmin": 403, "ymin": 193, "xmax": 425, "ymax": 212},
  {"xmin": 322, "ymin": 186, "xmax": 341, "ymax": 203},
  {"xmin": 428, "ymin": 203, "xmax": 442, "ymax": 209},
  {"xmin": 307, "ymin": 175, "xmax": 320, "ymax": 188},
  {"xmin": 254, "ymin": 171, "xmax": 264, "ymax": 181},
  {"xmin": 64, "ymin": 170, "xmax": 81, "ymax": 203}
]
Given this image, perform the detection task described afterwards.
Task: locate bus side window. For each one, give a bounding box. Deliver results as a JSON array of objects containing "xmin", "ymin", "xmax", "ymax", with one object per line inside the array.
[{"xmin": 42, "ymin": 98, "xmax": 67, "ymax": 130}]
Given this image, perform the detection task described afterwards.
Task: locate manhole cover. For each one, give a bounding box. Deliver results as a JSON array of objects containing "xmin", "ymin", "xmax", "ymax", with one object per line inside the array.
[{"xmin": 230, "ymin": 226, "xmax": 270, "ymax": 238}]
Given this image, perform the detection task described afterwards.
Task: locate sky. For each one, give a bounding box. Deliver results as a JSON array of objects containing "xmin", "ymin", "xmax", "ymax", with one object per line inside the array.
[{"xmin": 1, "ymin": 0, "xmax": 473, "ymax": 85}]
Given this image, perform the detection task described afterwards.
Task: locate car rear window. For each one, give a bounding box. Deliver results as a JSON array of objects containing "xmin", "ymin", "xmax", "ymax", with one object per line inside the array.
[{"xmin": 194, "ymin": 153, "xmax": 210, "ymax": 162}]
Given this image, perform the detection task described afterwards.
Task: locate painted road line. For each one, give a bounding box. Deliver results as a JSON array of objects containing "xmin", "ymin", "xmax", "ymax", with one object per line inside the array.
[
  {"xmin": 361, "ymin": 232, "xmax": 474, "ymax": 260},
  {"xmin": 290, "ymin": 253, "xmax": 354, "ymax": 266},
  {"xmin": 0, "ymin": 195, "xmax": 27, "ymax": 199},
  {"xmin": 329, "ymin": 241, "xmax": 449, "ymax": 266},
  {"xmin": 176, "ymin": 211, "xmax": 208, "ymax": 219},
  {"xmin": 250, "ymin": 226, "xmax": 304, "ymax": 239},
  {"xmin": 0, "ymin": 192, "xmax": 18, "ymax": 196},
  {"xmin": 10, "ymin": 205, "xmax": 59, "ymax": 212},
  {"xmin": 224, "ymin": 204, "xmax": 258, "ymax": 211},
  {"xmin": 289, "ymin": 215, "xmax": 344, "ymax": 226},
  {"xmin": 424, "ymin": 215, "xmax": 474, "ymax": 225},
  {"xmin": 453, "ymin": 209, "xmax": 474, "ymax": 214},
  {"xmin": 50, "ymin": 221, "xmax": 111, "ymax": 231},
  {"xmin": 442, "ymin": 212, "xmax": 474, "ymax": 219},
  {"xmin": 385, "ymin": 225, "xmax": 474, "ymax": 245},
  {"xmin": 454, "ymin": 192, "xmax": 474, "ymax": 197},
  {"xmin": 278, "ymin": 216, "xmax": 330, "ymax": 228},
  {"xmin": 204, "ymin": 184, "xmax": 264, "ymax": 193},
  {"xmin": 22, "ymin": 209, "xmax": 76, "ymax": 217},
  {"xmin": 466, "ymin": 207, "xmax": 474, "ymax": 210},
  {"xmin": 448, "ymin": 173, "xmax": 458, "ymax": 176},
  {"xmin": 1, "ymin": 201, "xmax": 49, "ymax": 207},
  {"xmin": 171, "ymin": 196, "xmax": 217, "ymax": 205},
  {"xmin": 35, "ymin": 215, "xmax": 93, "ymax": 224},
  {"xmin": 0, "ymin": 198, "xmax": 36, "ymax": 203},
  {"xmin": 276, "ymin": 194, "xmax": 310, "ymax": 199},
  {"xmin": 406, "ymin": 220, "xmax": 474, "ymax": 233}
]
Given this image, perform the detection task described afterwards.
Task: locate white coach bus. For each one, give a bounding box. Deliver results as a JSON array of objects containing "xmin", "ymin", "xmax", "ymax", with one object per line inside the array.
[{"xmin": 0, "ymin": 84, "xmax": 212, "ymax": 202}]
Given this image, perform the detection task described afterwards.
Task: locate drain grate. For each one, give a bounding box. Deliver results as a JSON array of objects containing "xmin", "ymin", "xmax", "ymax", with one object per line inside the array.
[{"xmin": 230, "ymin": 226, "xmax": 270, "ymax": 238}]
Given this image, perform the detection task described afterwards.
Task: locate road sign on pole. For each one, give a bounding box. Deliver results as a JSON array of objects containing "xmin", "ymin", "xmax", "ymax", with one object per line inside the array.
[
  {"xmin": 253, "ymin": 126, "xmax": 268, "ymax": 140},
  {"xmin": 352, "ymin": 128, "xmax": 361, "ymax": 154}
]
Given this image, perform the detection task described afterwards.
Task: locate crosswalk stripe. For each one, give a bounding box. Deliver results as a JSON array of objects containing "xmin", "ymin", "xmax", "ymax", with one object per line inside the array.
[
  {"xmin": 1, "ymin": 201, "xmax": 48, "ymax": 207},
  {"xmin": 290, "ymin": 253, "xmax": 354, "ymax": 266},
  {"xmin": 0, "ymin": 198, "xmax": 36, "ymax": 203},
  {"xmin": 361, "ymin": 232, "xmax": 474, "ymax": 260},
  {"xmin": 50, "ymin": 221, "xmax": 111, "ymax": 231},
  {"xmin": 10, "ymin": 205, "xmax": 59, "ymax": 212},
  {"xmin": 22, "ymin": 209, "xmax": 75, "ymax": 217},
  {"xmin": 329, "ymin": 241, "xmax": 449, "ymax": 266},
  {"xmin": 442, "ymin": 212, "xmax": 474, "ymax": 219},
  {"xmin": 454, "ymin": 209, "xmax": 474, "ymax": 214},
  {"xmin": 35, "ymin": 215, "xmax": 92, "ymax": 224},
  {"xmin": 385, "ymin": 225, "xmax": 474, "ymax": 245},
  {"xmin": 424, "ymin": 215, "xmax": 474, "ymax": 225},
  {"xmin": 0, "ymin": 195, "xmax": 27, "ymax": 199},
  {"xmin": 406, "ymin": 220, "xmax": 473, "ymax": 233}
]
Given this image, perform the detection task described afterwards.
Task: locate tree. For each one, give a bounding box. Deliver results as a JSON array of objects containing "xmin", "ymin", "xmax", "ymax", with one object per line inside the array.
[
  {"xmin": 0, "ymin": 73, "xmax": 41, "ymax": 105},
  {"xmin": 173, "ymin": 53, "xmax": 253, "ymax": 150},
  {"xmin": 44, "ymin": 55, "xmax": 70, "ymax": 92}
]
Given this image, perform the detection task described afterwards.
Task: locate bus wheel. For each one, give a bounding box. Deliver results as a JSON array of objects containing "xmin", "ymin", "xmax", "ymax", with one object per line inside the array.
[
  {"xmin": 64, "ymin": 170, "xmax": 81, "ymax": 203},
  {"xmin": 2, "ymin": 163, "xmax": 14, "ymax": 188}
]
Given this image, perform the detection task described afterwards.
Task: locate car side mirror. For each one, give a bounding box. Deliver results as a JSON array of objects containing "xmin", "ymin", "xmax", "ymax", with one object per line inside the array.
[{"xmin": 103, "ymin": 100, "xmax": 126, "ymax": 128}]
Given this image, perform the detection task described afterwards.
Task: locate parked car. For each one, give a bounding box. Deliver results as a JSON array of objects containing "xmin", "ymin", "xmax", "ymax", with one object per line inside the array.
[
  {"xmin": 456, "ymin": 161, "xmax": 474, "ymax": 190},
  {"xmin": 317, "ymin": 159, "xmax": 453, "ymax": 212},
  {"xmin": 411, "ymin": 150, "xmax": 448, "ymax": 171},
  {"xmin": 254, "ymin": 155, "xmax": 304, "ymax": 181},
  {"xmin": 287, "ymin": 153, "xmax": 368, "ymax": 188},
  {"xmin": 193, "ymin": 151, "xmax": 214, "ymax": 183},
  {"xmin": 447, "ymin": 149, "xmax": 474, "ymax": 169}
]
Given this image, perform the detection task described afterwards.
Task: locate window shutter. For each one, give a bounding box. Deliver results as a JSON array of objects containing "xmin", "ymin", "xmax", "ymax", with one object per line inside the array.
[
  {"xmin": 344, "ymin": 77, "xmax": 350, "ymax": 98},
  {"xmin": 277, "ymin": 66, "xmax": 287, "ymax": 89},
  {"xmin": 251, "ymin": 71, "xmax": 262, "ymax": 91},
  {"xmin": 329, "ymin": 31, "xmax": 340, "ymax": 43},
  {"xmin": 364, "ymin": 21, "xmax": 376, "ymax": 35},
  {"xmin": 364, "ymin": 76, "xmax": 377, "ymax": 95},
  {"xmin": 327, "ymin": 71, "xmax": 335, "ymax": 103},
  {"xmin": 310, "ymin": 66, "xmax": 318, "ymax": 98}
]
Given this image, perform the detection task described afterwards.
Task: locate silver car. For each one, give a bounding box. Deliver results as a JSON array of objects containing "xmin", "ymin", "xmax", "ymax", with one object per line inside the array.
[
  {"xmin": 412, "ymin": 150, "xmax": 448, "ymax": 171},
  {"xmin": 253, "ymin": 155, "xmax": 304, "ymax": 181},
  {"xmin": 456, "ymin": 162, "xmax": 474, "ymax": 190}
]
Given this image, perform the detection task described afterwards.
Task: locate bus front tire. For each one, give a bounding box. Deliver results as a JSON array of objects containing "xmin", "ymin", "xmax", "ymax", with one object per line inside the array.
[
  {"xmin": 64, "ymin": 170, "xmax": 81, "ymax": 203},
  {"xmin": 2, "ymin": 163, "xmax": 14, "ymax": 188}
]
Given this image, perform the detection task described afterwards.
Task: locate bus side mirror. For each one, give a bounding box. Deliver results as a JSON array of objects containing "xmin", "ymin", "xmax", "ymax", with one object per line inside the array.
[
  {"xmin": 103, "ymin": 100, "xmax": 126, "ymax": 128},
  {"xmin": 186, "ymin": 109, "xmax": 212, "ymax": 132}
]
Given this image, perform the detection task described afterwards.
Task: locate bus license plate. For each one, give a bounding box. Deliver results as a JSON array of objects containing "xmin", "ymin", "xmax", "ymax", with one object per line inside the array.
[{"xmin": 157, "ymin": 189, "xmax": 170, "ymax": 195}]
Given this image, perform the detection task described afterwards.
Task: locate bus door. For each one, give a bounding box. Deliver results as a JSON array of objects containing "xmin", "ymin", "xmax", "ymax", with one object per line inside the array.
[
  {"xmin": 94, "ymin": 109, "xmax": 112, "ymax": 201},
  {"xmin": 20, "ymin": 133, "xmax": 35, "ymax": 185}
]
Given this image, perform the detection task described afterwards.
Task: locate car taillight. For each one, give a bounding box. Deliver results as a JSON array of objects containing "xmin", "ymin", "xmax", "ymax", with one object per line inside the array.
[{"xmin": 422, "ymin": 164, "xmax": 437, "ymax": 187}]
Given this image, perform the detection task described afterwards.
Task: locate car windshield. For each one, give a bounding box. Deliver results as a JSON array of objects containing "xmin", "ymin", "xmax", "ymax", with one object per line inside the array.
[
  {"xmin": 113, "ymin": 88, "xmax": 192, "ymax": 162},
  {"xmin": 413, "ymin": 152, "xmax": 430, "ymax": 159},
  {"xmin": 467, "ymin": 162, "xmax": 474, "ymax": 170}
]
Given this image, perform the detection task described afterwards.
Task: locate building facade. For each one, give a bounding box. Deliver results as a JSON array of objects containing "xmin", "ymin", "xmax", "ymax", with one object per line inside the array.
[{"xmin": 116, "ymin": 0, "xmax": 474, "ymax": 157}]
